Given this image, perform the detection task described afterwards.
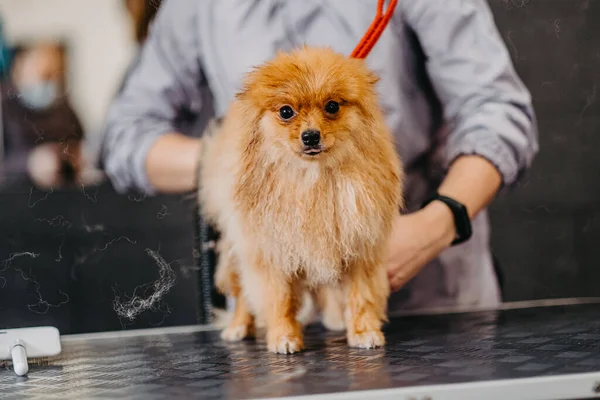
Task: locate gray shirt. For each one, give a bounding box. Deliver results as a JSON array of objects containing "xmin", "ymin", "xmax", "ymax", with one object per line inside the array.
[{"xmin": 102, "ymin": 0, "xmax": 538, "ymax": 311}]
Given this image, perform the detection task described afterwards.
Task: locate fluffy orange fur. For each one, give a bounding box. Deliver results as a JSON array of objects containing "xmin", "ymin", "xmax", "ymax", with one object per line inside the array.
[{"xmin": 199, "ymin": 47, "xmax": 404, "ymax": 353}]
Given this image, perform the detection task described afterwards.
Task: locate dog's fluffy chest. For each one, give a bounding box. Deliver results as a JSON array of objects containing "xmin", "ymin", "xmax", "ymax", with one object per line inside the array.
[{"xmin": 235, "ymin": 163, "xmax": 386, "ymax": 285}]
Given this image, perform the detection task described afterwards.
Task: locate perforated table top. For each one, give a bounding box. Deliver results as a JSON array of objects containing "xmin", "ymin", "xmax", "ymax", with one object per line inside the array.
[{"xmin": 2, "ymin": 301, "xmax": 600, "ymax": 399}]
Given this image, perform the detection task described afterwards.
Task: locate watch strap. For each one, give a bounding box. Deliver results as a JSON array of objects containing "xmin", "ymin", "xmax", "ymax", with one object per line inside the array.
[{"xmin": 422, "ymin": 193, "xmax": 472, "ymax": 246}]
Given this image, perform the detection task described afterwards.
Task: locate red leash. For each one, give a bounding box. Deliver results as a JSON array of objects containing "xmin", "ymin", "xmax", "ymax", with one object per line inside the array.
[{"xmin": 350, "ymin": 0, "xmax": 398, "ymax": 59}]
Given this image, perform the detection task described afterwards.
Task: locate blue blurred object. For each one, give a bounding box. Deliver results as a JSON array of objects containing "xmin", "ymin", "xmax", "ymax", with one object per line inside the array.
[{"xmin": 0, "ymin": 17, "xmax": 13, "ymax": 77}]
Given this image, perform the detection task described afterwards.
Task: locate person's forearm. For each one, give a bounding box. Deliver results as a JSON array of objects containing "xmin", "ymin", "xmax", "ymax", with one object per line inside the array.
[
  {"xmin": 410, "ymin": 155, "xmax": 502, "ymax": 251},
  {"xmin": 386, "ymin": 155, "xmax": 504, "ymax": 290},
  {"xmin": 145, "ymin": 132, "xmax": 202, "ymax": 193},
  {"xmin": 437, "ymin": 155, "xmax": 502, "ymax": 220}
]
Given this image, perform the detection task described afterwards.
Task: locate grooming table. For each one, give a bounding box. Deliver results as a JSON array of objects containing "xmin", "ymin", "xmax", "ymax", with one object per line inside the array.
[{"xmin": 1, "ymin": 301, "xmax": 600, "ymax": 400}]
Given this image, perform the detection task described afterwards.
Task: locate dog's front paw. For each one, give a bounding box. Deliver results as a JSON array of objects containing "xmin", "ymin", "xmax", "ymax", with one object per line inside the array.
[
  {"xmin": 267, "ymin": 334, "xmax": 305, "ymax": 354},
  {"xmin": 221, "ymin": 324, "xmax": 254, "ymax": 342},
  {"xmin": 347, "ymin": 330, "xmax": 385, "ymax": 349}
]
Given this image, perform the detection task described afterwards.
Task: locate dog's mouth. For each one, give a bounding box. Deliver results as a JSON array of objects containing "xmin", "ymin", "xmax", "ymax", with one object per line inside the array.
[{"xmin": 302, "ymin": 145, "xmax": 323, "ymax": 156}]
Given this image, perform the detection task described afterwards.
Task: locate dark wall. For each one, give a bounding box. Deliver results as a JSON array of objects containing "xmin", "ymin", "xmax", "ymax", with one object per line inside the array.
[{"xmin": 487, "ymin": 0, "xmax": 600, "ymax": 301}]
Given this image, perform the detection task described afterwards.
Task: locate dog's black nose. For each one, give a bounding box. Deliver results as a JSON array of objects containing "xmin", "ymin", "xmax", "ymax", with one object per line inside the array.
[{"xmin": 301, "ymin": 130, "xmax": 321, "ymax": 146}]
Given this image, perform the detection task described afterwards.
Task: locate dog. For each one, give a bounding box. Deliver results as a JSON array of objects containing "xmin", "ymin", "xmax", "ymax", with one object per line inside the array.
[{"xmin": 199, "ymin": 46, "xmax": 404, "ymax": 354}]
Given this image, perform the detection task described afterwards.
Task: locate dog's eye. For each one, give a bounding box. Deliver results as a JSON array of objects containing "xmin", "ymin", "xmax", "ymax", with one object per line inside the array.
[
  {"xmin": 279, "ymin": 105, "xmax": 295, "ymax": 120},
  {"xmin": 325, "ymin": 101, "xmax": 340, "ymax": 115}
]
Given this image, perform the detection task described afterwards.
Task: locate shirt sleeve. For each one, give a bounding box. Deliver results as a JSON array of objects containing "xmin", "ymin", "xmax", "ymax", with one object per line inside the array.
[
  {"xmin": 399, "ymin": 0, "xmax": 539, "ymax": 186},
  {"xmin": 102, "ymin": 0, "xmax": 205, "ymax": 194}
]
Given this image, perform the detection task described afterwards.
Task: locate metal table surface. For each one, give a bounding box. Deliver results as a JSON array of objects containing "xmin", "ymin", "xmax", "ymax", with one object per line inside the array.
[{"xmin": 2, "ymin": 300, "xmax": 600, "ymax": 400}]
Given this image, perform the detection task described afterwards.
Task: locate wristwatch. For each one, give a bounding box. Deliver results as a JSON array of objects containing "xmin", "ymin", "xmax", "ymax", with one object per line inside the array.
[{"xmin": 422, "ymin": 193, "xmax": 472, "ymax": 246}]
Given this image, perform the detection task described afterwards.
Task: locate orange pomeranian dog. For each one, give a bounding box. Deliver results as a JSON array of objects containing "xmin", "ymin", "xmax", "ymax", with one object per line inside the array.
[{"xmin": 199, "ymin": 47, "xmax": 404, "ymax": 354}]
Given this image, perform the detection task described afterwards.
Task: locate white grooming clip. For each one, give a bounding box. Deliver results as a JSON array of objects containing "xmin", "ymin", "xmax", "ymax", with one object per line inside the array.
[
  {"xmin": 0, "ymin": 327, "xmax": 61, "ymax": 376},
  {"xmin": 11, "ymin": 340, "xmax": 28, "ymax": 376}
]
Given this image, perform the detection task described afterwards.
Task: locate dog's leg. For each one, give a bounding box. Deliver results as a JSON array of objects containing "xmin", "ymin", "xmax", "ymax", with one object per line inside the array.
[
  {"xmin": 215, "ymin": 239, "xmax": 255, "ymax": 341},
  {"xmin": 344, "ymin": 260, "xmax": 389, "ymax": 348},
  {"xmin": 265, "ymin": 279, "xmax": 304, "ymax": 354},
  {"xmin": 220, "ymin": 270, "xmax": 256, "ymax": 341},
  {"xmin": 244, "ymin": 253, "xmax": 304, "ymax": 354},
  {"xmin": 316, "ymin": 285, "xmax": 346, "ymax": 331}
]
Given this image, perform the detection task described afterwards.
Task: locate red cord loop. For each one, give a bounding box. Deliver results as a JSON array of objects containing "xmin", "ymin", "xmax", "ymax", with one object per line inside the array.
[{"xmin": 350, "ymin": 0, "xmax": 398, "ymax": 59}]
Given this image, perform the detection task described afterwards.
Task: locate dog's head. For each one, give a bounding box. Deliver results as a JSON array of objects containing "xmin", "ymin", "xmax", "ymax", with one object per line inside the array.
[{"xmin": 237, "ymin": 47, "xmax": 381, "ymax": 164}]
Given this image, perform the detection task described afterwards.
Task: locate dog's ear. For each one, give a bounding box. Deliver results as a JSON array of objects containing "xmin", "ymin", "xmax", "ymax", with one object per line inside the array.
[
  {"xmin": 235, "ymin": 81, "xmax": 253, "ymax": 101},
  {"xmin": 349, "ymin": 58, "xmax": 381, "ymax": 86},
  {"xmin": 235, "ymin": 66, "xmax": 261, "ymax": 101},
  {"xmin": 360, "ymin": 61, "xmax": 381, "ymax": 86},
  {"xmin": 365, "ymin": 70, "xmax": 381, "ymax": 86},
  {"xmin": 235, "ymin": 88, "xmax": 248, "ymax": 101}
]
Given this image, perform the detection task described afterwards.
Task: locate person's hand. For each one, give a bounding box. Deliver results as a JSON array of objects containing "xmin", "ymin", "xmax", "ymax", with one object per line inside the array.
[{"xmin": 386, "ymin": 201, "xmax": 456, "ymax": 292}]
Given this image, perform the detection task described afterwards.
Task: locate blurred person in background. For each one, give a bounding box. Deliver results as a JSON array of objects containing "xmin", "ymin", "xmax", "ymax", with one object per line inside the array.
[
  {"xmin": 101, "ymin": 0, "xmax": 539, "ymax": 312},
  {"xmin": 0, "ymin": 42, "xmax": 86, "ymax": 189}
]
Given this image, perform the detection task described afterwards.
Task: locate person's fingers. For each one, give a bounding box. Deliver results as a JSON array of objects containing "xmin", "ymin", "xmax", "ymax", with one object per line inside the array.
[
  {"xmin": 389, "ymin": 258, "xmax": 427, "ymax": 293},
  {"xmin": 389, "ymin": 269, "xmax": 407, "ymax": 292},
  {"xmin": 387, "ymin": 264, "xmax": 396, "ymax": 279},
  {"xmin": 389, "ymin": 275, "xmax": 404, "ymax": 293}
]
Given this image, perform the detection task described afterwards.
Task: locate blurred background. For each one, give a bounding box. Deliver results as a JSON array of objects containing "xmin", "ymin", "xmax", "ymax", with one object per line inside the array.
[{"xmin": 0, "ymin": 0, "xmax": 598, "ymax": 334}]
